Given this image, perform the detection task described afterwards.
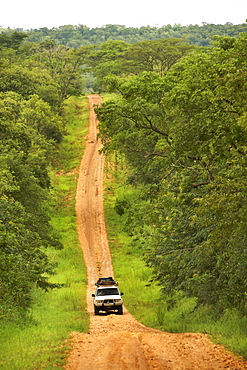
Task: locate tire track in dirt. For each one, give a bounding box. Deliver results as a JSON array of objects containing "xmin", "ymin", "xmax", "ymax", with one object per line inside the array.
[{"xmin": 66, "ymin": 94, "xmax": 247, "ymax": 370}]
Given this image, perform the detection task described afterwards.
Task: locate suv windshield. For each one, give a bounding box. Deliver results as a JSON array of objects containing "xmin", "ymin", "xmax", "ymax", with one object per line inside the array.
[{"xmin": 96, "ymin": 288, "xmax": 119, "ymax": 296}]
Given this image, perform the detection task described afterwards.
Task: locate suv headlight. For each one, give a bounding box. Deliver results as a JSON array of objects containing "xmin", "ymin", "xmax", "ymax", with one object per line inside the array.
[
  {"xmin": 95, "ymin": 300, "xmax": 101, "ymax": 304},
  {"xmin": 114, "ymin": 299, "xmax": 122, "ymax": 303}
]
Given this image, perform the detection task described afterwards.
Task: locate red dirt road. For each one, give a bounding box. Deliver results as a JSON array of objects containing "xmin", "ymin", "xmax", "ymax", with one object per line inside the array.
[{"xmin": 65, "ymin": 95, "xmax": 247, "ymax": 370}]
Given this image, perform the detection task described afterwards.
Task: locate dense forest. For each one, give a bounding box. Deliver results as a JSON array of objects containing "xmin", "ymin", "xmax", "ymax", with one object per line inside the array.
[
  {"xmin": 96, "ymin": 32, "xmax": 247, "ymax": 315},
  {"xmin": 0, "ymin": 33, "xmax": 91, "ymax": 319},
  {"xmin": 1, "ymin": 22, "xmax": 247, "ymax": 47},
  {"xmin": 0, "ymin": 23, "xmax": 247, "ymax": 324}
]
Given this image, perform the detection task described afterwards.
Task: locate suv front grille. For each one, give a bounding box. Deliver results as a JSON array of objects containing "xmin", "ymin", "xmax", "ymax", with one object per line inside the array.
[{"xmin": 104, "ymin": 299, "xmax": 114, "ymax": 304}]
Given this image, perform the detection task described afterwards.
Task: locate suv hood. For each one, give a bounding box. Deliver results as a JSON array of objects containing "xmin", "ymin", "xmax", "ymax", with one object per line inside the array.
[{"xmin": 95, "ymin": 294, "xmax": 121, "ymax": 300}]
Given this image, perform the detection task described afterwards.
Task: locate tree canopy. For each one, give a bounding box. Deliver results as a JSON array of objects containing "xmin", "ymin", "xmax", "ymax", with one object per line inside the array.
[
  {"xmin": 2, "ymin": 22, "xmax": 246, "ymax": 47},
  {"xmin": 0, "ymin": 33, "xmax": 87, "ymax": 318},
  {"xmin": 1, "ymin": 26, "xmax": 247, "ymax": 321},
  {"xmin": 97, "ymin": 33, "xmax": 247, "ymax": 313}
]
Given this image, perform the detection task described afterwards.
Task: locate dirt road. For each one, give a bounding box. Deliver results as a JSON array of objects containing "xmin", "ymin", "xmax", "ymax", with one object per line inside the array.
[{"xmin": 66, "ymin": 95, "xmax": 247, "ymax": 370}]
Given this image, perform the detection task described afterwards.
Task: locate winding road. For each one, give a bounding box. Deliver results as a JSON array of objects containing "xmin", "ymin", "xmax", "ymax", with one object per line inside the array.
[{"xmin": 66, "ymin": 95, "xmax": 247, "ymax": 370}]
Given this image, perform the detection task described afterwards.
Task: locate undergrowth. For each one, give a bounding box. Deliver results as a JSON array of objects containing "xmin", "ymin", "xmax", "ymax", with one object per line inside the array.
[{"xmin": 0, "ymin": 96, "xmax": 89, "ymax": 369}]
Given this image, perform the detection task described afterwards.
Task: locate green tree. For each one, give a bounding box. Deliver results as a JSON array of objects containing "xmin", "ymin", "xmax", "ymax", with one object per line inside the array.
[
  {"xmin": 97, "ymin": 33, "xmax": 247, "ymax": 312},
  {"xmin": 147, "ymin": 34, "xmax": 247, "ymax": 312},
  {"xmin": 91, "ymin": 38, "xmax": 194, "ymax": 91},
  {"xmin": 0, "ymin": 31, "xmax": 28, "ymax": 50},
  {"xmin": 89, "ymin": 40, "xmax": 130, "ymax": 91},
  {"xmin": 0, "ymin": 60, "xmax": 61, "ymax": 109},
  {"xmin": 123, "ymin": 38, "xmax": 194, "ymax": 76},
  {"xmin": 97, "ymin": 72, "xmax": 169, "ymax": 184},
  {"xmin": 0, "ymin": 91, "xmax": 62, "ymax": 316},
  {"xmin": 33, "ymin": 40, "xmax": 92, "ymax": 103}
]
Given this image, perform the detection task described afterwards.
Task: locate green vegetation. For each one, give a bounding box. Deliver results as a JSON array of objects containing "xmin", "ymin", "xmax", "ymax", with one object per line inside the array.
[
  {"xmin": 0, "ymin": 96, "xmax": 89, "ymax": 369},
  {"xmin": 1, "ymin": 23, "xmax": 247, "ymax": 366},
  {"xmin": 104, "ymin": 154, "xmax": 247, "ymax": 359},
  {"xmin": 98, "ymin": 33, "xmax": 247, "ymax": 314},
  {"xmin": 0, "ymin": 29, "xmax": 89, "ymax": 368},
  {"xmin": 0, "ymin": 31, "xmax": 90, "ymax": 320},
  {"xmin": 98, "ymin": 32, "xmax": 247, "ymax": 360},
  {"xmin": 1, "ymin": 23, "xmax": 247, "ymax": 47}
]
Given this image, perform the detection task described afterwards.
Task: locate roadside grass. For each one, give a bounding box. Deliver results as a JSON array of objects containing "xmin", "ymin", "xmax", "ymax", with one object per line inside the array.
[
  {"xmin": 0, "ymin": 96, "xmax": 89, "ymax": 369},
  {"xmin": 103, "ymin": 154, "xmax": 247, "ymax": 360}
]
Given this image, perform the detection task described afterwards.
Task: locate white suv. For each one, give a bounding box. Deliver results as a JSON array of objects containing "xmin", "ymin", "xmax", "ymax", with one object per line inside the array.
[{"xmin": 92, "ymin": 285, "xmax": 124, "ymax": 315}]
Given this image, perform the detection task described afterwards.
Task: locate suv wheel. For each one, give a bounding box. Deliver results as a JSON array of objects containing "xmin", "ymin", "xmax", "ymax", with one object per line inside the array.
[
  {"xmin": 94, "ymin": 306, "xmax": 100, "ymax": 315},
  {"xmin": 117, "ymin": 305, "xmax": 123, "ymax": 315}
]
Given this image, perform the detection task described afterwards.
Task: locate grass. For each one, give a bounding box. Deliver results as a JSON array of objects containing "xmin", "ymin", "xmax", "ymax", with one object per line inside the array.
[
  {"xmin": 0, "ymin": 96, "xmax": 90, "ymax": 369},
  {"xmin": 103, "ymin": 152, "xmax": 247, "ymax": 360}
]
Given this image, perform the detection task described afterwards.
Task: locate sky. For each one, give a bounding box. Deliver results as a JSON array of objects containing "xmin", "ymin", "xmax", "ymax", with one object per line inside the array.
[{"xmin": 0, "ymin": 0, "xmax": 246, "ymax": 30}]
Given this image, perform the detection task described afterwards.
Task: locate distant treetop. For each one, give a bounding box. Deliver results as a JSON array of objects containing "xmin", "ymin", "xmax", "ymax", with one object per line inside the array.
[{"xmin": 1, "ymin": 23, "xmax": 246, "ymax": 47}]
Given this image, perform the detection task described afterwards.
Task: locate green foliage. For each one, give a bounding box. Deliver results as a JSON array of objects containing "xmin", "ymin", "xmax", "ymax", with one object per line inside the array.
[
  {"xmin": 0, "ymin": 92, "xmax": 63, "ymax": 316},
  {"xmin": 0, "ymin": 36, "xmax": 85, "ymax": 318},
  {"xmin": 0, "ymin": 31, "xmax": 28, "ymax": 50},
  {"xmin": 89, "ymin": 40, "xmax": 130, "ymax": 91},
  {"xmin": 90, "ymin": 38, "xmax": 194, "ymax": 91},
  {"xmin": 98, "ymin": 33, "xmax": 247, "ymax": 314},
  {"xmin": 104, "ymin": 153, "xmax": 247, "ymax": 359},
  {"xmin": 123, "ymin": 38, "xmax": 194, "ymax": 76},
  {"xmin": 31, "ymin": 41, "xmax": 92, "ymax": 103},
  {"xmin": 3, "ymin": 23, "xmax": 247, "ymax": 48},
  {"xmin": 0, "ymin": 62, "xmax": 60, "ymax": 107},
  {"xmin": 0, "ymin": 96, "xmax": 89, "ymax": 369},
  {"xmin": 0, "ymin": 34, "xmax": 90, "ymax": 109},
  {"xmin": 97, "ymin": 72, "xmax": 170, "ymax": 183}
]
